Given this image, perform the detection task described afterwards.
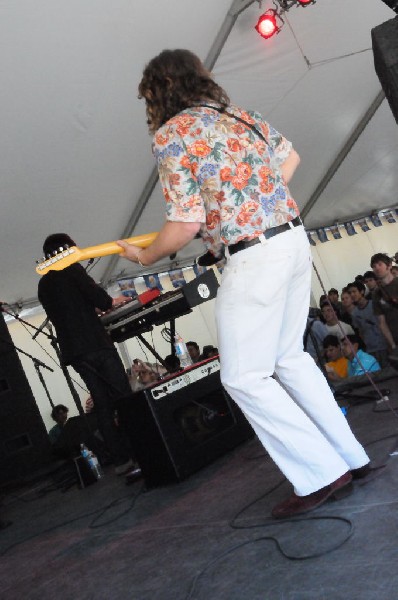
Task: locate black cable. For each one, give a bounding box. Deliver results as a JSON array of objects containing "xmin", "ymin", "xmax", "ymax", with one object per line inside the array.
[
  {"xmin": 89, "ymin": 483, "xmax": 144, "ymax": 528},
  {"xmin": 0, "ymin": 484, "xmax": 144, "ymax": 557},
  {"xmin": 185, "ymin": 420, "xmax": 398, "ymax": 598},
  {"xmin": 185, "ymin": 474, "xmax": 354, "ymax": 600},
  {"xmin": 161, "ymin": 326, "xmax": 173, "ymax": 344},
  {"xmin": 136, "ymin": 336, "xmax": 150, "ymax": 364},
  {"xmin": 86, "ymin": 257, "xmax": 101, "ymax": 274}
]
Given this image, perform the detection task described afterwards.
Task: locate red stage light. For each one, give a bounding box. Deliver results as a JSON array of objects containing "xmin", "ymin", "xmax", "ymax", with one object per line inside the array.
[{"xmin": 255, "ymin": 11, "xmax": 279, "ymax": 39}]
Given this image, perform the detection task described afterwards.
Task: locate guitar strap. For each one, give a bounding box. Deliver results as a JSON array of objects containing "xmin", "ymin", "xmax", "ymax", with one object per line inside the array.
[{"xmin": 198, "ymin": 104, "xmax": 271, "ymax": 148}]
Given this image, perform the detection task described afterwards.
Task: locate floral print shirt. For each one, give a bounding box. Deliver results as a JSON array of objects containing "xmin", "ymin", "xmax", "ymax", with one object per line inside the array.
[{"xmin": 152, "ymin": 104, "xmax": 300, "ymax": 256}]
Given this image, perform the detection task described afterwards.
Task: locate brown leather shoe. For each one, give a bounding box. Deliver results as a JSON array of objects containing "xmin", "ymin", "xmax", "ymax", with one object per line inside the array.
[
  {"xmin": 352, "ymin": 463, "xmax": 385, "ymax": 483},
  {"xmin": 271, "ymin": 472, "xmax": 353, "ymax": 519},
  {"xmin": 351, "ymin": 463, "xmax": 371, "ymax": 479}
]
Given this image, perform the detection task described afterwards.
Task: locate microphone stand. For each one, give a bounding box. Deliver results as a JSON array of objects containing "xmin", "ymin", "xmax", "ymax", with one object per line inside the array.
[
  {"xmin": 0, "ymin": 332, "xmax": 55, "ymax": 408},
  {"xmin": 1, "ymin": 306, "xmax": 85, "ymax": 417}
]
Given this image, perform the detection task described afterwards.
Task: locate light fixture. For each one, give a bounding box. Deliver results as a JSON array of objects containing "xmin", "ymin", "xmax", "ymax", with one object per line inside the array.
[
  {"xmin": 255, "ymin": 9, "xmax": 282, "ymax": 39},
  {"xmin": 255, "ymin": 0, "xmax": 316, "ymax": 40}
]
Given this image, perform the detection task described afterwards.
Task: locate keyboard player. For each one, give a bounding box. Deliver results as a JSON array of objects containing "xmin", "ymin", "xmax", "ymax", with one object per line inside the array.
[{"xmin": 38, "ymin": 233, "xmax": 138, "ymax": 477}]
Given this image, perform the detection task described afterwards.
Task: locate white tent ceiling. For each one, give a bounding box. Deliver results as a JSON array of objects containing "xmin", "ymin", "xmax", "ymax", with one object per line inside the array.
[{"xmin": 1, "ymin": 0, "xmax": 397, "ymax": 307}]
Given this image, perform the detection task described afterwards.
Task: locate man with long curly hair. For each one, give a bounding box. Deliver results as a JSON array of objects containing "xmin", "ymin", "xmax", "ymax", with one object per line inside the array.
[{"xmin": 117, "ymin": 49, "xmax": 370, "ymax": 518}]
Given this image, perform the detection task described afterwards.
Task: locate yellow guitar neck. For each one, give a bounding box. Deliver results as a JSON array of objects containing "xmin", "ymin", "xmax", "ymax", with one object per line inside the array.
[
  {"xmin": 77, "ymin": 232, "xmax": 158, "ymax": 261},
  {"xmin": 36, "ymin": 232, "xmax": 158, "ymax": 275}
]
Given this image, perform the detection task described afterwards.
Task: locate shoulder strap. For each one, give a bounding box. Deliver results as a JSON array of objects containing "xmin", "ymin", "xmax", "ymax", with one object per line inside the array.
[{"xmin": 198, "ymin": 104, "xmax": 271, "ymax": 148}]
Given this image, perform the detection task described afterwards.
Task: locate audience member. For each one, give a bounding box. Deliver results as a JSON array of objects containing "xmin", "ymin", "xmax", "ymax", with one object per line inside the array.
[
  {"xmin": 342, "ymin": 335, "xmax": 381, "ymax": 377},
  {"xmin": 371, "ymin": 253, "xmax": 398, "ymax": 350},
  {"xmin": 48, "ymin": 404, "xmax": 69, "ymax": 444},
  {"xmin": 321, "ymin": 303, "xmax": 354, "ymax": 339},
  {"xmin": 327, "ymin": 288, "xmax": 343, "ymax": 317},
  {"xmin": 322, "ymin": 335, "xmax": 349, "ymax": 380},
  {"xmin": 392, "ymin": 266, "xmax": 398, "ymax": 278},
  {"xmin": 163, "ymin": 354, "xmax": 182, "ymax": 374},
  {"xmin": 340, "ymin": 288, "xmax": 355, "ymax": 325},
  {"xmin": 304, "ymin": 308, "xmax": 328, "ymax": 363},
  {"xmin": 347, "ymin": 281, "xmax": 389, "ymax": 367},
  {"xmin": 201, "ymin": 345, "xmax": 219, "ymax": 360},
  {"xmin": 363, "ymin": 270, "xmax": 377, "ymax": 299},
  {"xmin": 186, "ymin": 341, "xmax": 201, "ymax": 363},
  {"xmin": 129, "ymin": 359, "xmax": 161, "ymax": 392}
]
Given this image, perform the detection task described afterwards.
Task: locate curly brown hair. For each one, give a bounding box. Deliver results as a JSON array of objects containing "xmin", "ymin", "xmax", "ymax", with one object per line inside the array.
[{"xmin": 138, "ymin": 49, "xmax": 230, "ymax": 134}]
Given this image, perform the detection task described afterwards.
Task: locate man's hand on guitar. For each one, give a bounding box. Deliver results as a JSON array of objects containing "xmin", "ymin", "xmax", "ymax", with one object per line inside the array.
[{"xmin": 116, "ymin": 241, "xmax": 147, "ymax": 266}]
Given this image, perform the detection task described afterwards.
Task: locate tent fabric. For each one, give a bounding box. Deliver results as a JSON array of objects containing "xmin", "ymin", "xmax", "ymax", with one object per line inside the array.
[{"xmin": 1, "ymin": 0, "xmax": 397, "ymax": 306}]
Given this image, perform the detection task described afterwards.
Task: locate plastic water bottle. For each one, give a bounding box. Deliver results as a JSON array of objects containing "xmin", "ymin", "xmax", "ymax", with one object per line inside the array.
[
  {"xmin": 87, "ymin": 451, "xmax": 104, "ymax": 479},
  {"xmin": 174, "ymin": 333, "xmax": 193, "ymax": 369},
  {"xmin": 80, "ymin": 444, "xmax": 103, "ymax": 479}
]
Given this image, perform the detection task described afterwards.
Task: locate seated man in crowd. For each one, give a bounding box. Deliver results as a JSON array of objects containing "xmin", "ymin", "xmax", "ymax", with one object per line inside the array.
[
  {"xmin": 201, "ymin": 345, "xmax": 219, "ymax": 360},
  {"xmin": 163, "ymin": 354, "xmax": 182, "ymax": 374},
  {"xmin": 340, "ymin": 288, "xmax": 355, "ymax": 326},
  {"xmin": 363, "ymin": 270, "xmax": 377, "ymax": 300},
  {"xmin": 322, "ymin": 335, "xmax": 349, "ymax": 381},
  {"xmin": 129, "ymin": 359, "xmax": 162, "ymax": 392},
  {"xmin": 342, "ymin": 334, "xmax": 381, "ymax": 377},
  {"xmin": 48, "ymin": 404, "xmax": 69, "ymax": 445},
  {"xmin": 347, "ymin": 280, "xmax": 389, "ymax": 367},
  {"xmin": 186, "ymin": 341, "xmax": 201, "ymax": 363},
  {"xmin": 327, "ymin": 288, "xmax": 343, "ymax": 318},
  {"xmin": 321, "ymin": 302, "xmax": 355, "ymax": 339},
  {"xmin": 304, "ymin": 308, "xmax": 328, "ymax": 363}
]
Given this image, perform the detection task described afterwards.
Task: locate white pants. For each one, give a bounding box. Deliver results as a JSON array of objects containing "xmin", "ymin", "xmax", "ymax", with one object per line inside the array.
[{"xmin": 216, "ymin": 225, "xmax": 369, "ymax": 496}]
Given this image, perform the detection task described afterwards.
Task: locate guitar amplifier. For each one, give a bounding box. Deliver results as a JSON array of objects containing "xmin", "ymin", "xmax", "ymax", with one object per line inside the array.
[{"xmin": 117, "ymin": 359, "xmax": 253, "ymax": 487}]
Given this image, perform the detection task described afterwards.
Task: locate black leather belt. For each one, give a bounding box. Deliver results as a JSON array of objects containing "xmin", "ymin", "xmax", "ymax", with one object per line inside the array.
[{"xmin": 228, "ymin": 216, "xmax": 302, "ymax": 256}]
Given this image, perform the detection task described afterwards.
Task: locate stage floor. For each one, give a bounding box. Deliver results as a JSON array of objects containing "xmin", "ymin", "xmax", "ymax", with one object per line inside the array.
[{"xmin": 1, "ymin": 379, "xmax": 398, "ymax": 600}]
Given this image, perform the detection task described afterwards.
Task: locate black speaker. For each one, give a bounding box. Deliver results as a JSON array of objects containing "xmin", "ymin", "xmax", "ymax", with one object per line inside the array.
[
  {"xmin": 0, "ymin": 314, "xmax": 52, "ymax": 484},
  {"xmin": 372, "ymin": 16, "xmax": 398, "ymax": 123},
  {"xmin": 117, "ymin": 363, "xmax": 253, "ymax": 488}
]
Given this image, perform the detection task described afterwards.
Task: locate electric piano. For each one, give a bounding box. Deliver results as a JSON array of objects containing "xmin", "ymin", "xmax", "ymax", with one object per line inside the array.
[{"xmin": 100, "ymin": 270, "xmax": 219, "ymax": 343}]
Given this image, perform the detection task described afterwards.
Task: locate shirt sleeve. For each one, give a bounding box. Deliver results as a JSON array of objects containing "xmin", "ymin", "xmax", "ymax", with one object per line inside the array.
[{"xmin": 153, "ymin": 128, "xmax": 206, "ymax": 224}]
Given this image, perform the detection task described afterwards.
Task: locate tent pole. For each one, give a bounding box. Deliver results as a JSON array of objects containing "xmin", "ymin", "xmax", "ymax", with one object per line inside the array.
[{"xmin": 300, "ymin": 90, "xmax": 385, "ymax": 223}]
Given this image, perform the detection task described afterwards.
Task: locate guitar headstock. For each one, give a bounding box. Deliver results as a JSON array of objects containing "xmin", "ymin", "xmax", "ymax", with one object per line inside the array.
[{"xmin": 35, "ymin": 246, "xmax": 83, "ymax": 275}]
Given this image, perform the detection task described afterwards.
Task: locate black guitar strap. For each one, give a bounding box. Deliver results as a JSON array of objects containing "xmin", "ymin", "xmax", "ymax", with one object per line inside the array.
[{"xmin": 198, "ymin": 104, "xmax": 271, "ymax": 148}]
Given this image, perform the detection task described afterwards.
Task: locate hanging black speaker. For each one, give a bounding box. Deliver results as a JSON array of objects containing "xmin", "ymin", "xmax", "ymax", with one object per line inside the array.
[
  {"xmin": 372, "ymin": 16, "xmax": 398, "ymax": 124},
  {"xmin": 0, "ymin": 313, "xmax": 52, "ymax": 484}
]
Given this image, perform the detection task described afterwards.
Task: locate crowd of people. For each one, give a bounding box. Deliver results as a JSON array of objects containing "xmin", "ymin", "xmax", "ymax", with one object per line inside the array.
[
  {"xmin": 128, "ymin": 341, "xmax": 219, "ymax": 391},
  {"xmin": 306, "ymin": 252, "xmax": 398, "ymax": 381}
]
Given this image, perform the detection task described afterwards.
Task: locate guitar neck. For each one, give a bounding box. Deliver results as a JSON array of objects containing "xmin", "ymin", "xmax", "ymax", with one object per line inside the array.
[{"xmin": 77, "ymin": 232, "xmax": 158, "ymax": 261}]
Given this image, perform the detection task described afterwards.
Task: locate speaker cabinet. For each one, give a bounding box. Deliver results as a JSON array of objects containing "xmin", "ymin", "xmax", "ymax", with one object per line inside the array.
[
  {"xmin": 117, "ymin": 365, "xmax": 253, "ymax": 488},
  {"xmin": 0, "ymin": 314, "xmax": 52, "ymax": 484},
  {"xmin": 372, "ymin": 16, "xmax": 398, "ymax": 123}
]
